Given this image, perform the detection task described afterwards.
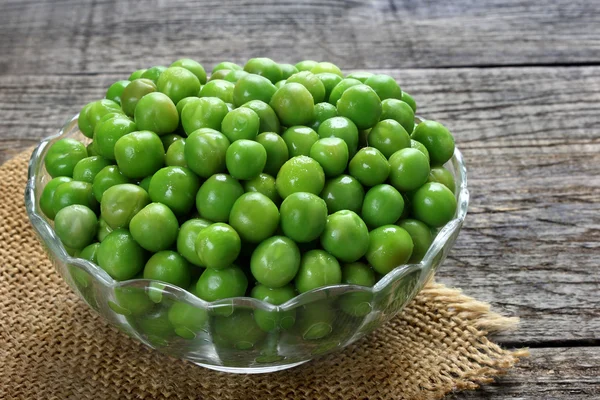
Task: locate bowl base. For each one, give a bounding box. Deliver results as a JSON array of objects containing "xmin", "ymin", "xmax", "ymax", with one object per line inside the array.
[{"xmin": 192, "ymin": 360, "xmax": 310, "ymax": 374}]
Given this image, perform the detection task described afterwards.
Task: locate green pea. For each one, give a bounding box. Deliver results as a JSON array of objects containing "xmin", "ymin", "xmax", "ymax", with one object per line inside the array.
[
  {"xmin": 223, "ymin": 70, "xmax": 249, "ymax": 83},
  {"xmin": 367, "ymin": 119, "xmax": 411, "ymax": 159},
  {"xmin": 311, "ymin": 62, "xmax": 343, "ymax": 77},
  {"xmin": 184, "ymin": 128, "xmax": 230, "ymax": 178},
  {"xmin": 229, "ymin": 192, "xmax": 279, "ymax": 243},
  {"xmin": 240, "ymin": 100, "xmax": 281, "ymax": 134},
  {"xmin": 181, "ymin": 96, "xmax": 229, "ymax": 134},
  {"xmin": 84, "ymin": 100, "xmax": 124, "ymax": 138},
  {"xmin": 196, "ymin": 266, "xmax": 248, "ymax": 302},
  {"xmin": 105, "ymin": 80, "xmax": 130, "ymax": 105},
  {"xmin": 213, "ymin": 310, "xmax": 266, "ymax": 349},
  {"xmin": 278, "ymin": 63, "xmax": 299, "ymax": 79},
  {"xmin": 52, "ymin": 180, "xmax": 98, "ymax": 215},
  {"xmin": 295, "ymin": 250, "xmax": 342, "ymax": 293},
  {"xmin": 143, "ymin": 250, "xmax": 192, "ymax": 288},
  {"xmin": 168, "ymin": 301, "xmax": 209, "ymax": 339},
  {"xmin": 309, "ymin": 137, "xmax": 348, "ymax": 177},
  {"xmin": 287, "ymin": 71, "xmax": 326, "ymax": 103},
  {"xmin": 196, "ymin": 223, "xmax": 241, "ymax": 269},
  {"xmin": 86, "ymin": 141, "xmax": 99, "ymax": 157},
  {"xmin": 296, "ymin": 301, "xmax": 335, "ymax": 340},
  {"xmin": 364, "ymin": 74, "xmax": 402, "ymax": 100},
  {"xmin": 54, "ymin": 205, "xmax": 98, "ymax": 250},
  {"xmin": 92, "ymin": 165, "xmax": 129, "ymax": 202},
  {"xmin": 170, "ymin": 58, "xmax": 207, "ymax": 84},
  {"xmin": 310, "ymin": 102, "xmax": 338, "ymax": 131},
  {"xmin": 79, "ymin": 242, "xmax": 100, "ymax": 264},
  {"xmin": 321, "ymin": 210, "xmax": 369, "ymax": 263},
  {"xmin": 361, "ymin": 184, "xmax": 404, "ymax": 228},
  {"xmin": 72, "ymin": 156, "xmax": 112, "ymax": 184},
  {"xmin": 411, "ymin": 139, "xmax": 430, "ymax": 162},
  {"xmin": 317, "ymin": 116, "xmax": 359, "ymax": 157},
  {"xmin": 339, "ymin": 262, "xmax": 375, "ymax": 317},
  {"xmin": 345, "ymin": 71, "xmax": 373, "ymax": 83},
  {"xmin": 226, "ymin": 139, "xmax": 266, "ymax": 180},
  {"xmin": 256, "ymin": 132, "xmax": 289, "ymax": 176},
  {"xmin": 128, "ymin": 69, "xmax": 146, "ymax": 81},
  {"xmin": 320, "ymin": 175, "xmax": 364, "ymax": 214},
  {"xmin": 280, "ymin": 192, "xmax": 327, "ymax": 243},
  {"xmin": 209, "ymin": 69, "xmax": 231, "ymax": 81},
  {"xmin": 243, "ymin": 173, "xmax": 280, "ymax": 204},
  {"xmin": 45, "ymin": 138, "xmax": 88, "ymax": 178},
  {"xmin": 381, "ymin": 98, "xmax": 415, "ymax": 134},
  {"xmin": 397, "ymin": 219, "xmax": 433, "ymax": 263},
  {"xmin": 282, "ymin": 126, "xmax": 319, "ymax": 157},
  {"xmin": 233, "ymin": 73, "xmax": 277, "ymax": 107},
  {"xmin": 251, "ymin": 284, "xmax": 297, "ymax": 332},
  {"xmin": 93, "ymin": 115, "xmax": 137, "ymax": 160},
  {"xmin": 337, "ymin": 84, "xmax": 382, "ymax": 130},
  {"xmin": 177, "ymin": 218, "xmax": 211, "ymax": 266},
  {"xmin": 213, "ymin": 61, "xmax": 243, "ymax": 73},
  {"xmin": 132, "ymin": 308, "xmax": 176, "ymax": 345},
  {"xmin": 40, "ymin": 176, "xmax": 72, "ymax": 220},
  {"xmin": 412, "ymin": 182, "xmax": 457, "ymax": 228},
  {"xmin": 138, "ymin": 175, "xmax": 153, "ymax": 193},
  {"xmin": 120, "ymin": 78, "xmax": 157, "ymax": 117},
  {"xmin": 276, "ymin": 156, "xmax": 325, "ymax": 199},
  {"xmin": 199, "ymin": 79, "xmax": 235, "ymax": 103},
  {"xmin": 100, "ymin": 183, "xmax": 150, "ymax": 229},
  {"xmin": 428, "ymin": 166, "xmax": 456, "ymax": 194},
  {"xmin": 244, "ymin": 57, "xmax": 282, "ymax": 84},
  {"xmin": 328, "ymin": 78, "xmax": 361, "ymax": 106},
  {"xmin": 129, "ymin": 202, "xmax": 179, "ymax": 252},
  {"xmin": 295, "ymin": 60, "xmax": 318, "ymax": 72},
  {"xmin": 411, "ymin": 120, "xmax": 455, "ymax": 165},
  {"xmin": 160, "ymin": 134, "xmax": 183, "ymax": 151},
  {"xmin": 348, "ymin": 147, "xmax": 390, "ymax": 187},
  {"xmin": 114, "ymin": 131, "xmax": 165, "ymax": 179},
  {"xmin": 140, "ymin": 65, "xmax": 167, "ymax": 83},
  {"xmin": 366, "ymin": 225, "xmax": 414, "ymax": 275},
  {"xmin": 148, "ymin": 166, "xmax": 200, "ymax": 215},
  {"xmin": 97, "ymin": 217, "xmax": 113, "ymax": 242},
  {"xmin": 221, "ymin": 107, "xmax": 260, "ymax": 142},
  {"xmin": 111, "ymin": 286, "xmax": 154, "ymax": 316},
  {"xmin": 165, "ymin": 138, "xmax": 187, "ymax": 168},
  {"xmin": 250, "ymin": 236, "xmax": 300, "ymax": 288},
  {"xmin": 270, "ymin": 82, "xmax": 315, "ymax": 127},
  {"xmin": 274, "ymin": 80, "xmax": 286, "ymax": 89},
  {"xmin": 97, "ymin": 229, "xmax": 145, "ymax": 281},
  {"xmin": 78, "ymin": 102, "xmax": 96, "ymax": 138},
  {"xmin": 196, "ymin": 173, "xmax": 244, "ymax": 222},
  {"xmin": 134, "ymin": 92, "xmax": 179, "ymax": 135},
  {"xmin": 401, "ymin": 91, "xmax": 417, "ymax": 112},
  {"xmin": 389, "ymin": 148, "xmax": 430, "ymax": 192}
]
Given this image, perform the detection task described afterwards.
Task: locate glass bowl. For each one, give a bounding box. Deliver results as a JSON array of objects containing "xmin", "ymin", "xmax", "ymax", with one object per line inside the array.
[{"xmin": 25, "ymin": 114, "xmax": 469, "ymax": 374}]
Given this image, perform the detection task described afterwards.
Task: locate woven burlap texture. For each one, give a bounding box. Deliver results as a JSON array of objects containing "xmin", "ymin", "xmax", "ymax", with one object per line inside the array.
[{"xmin": 0, "ymin": 150, "xmax": 526, "ymax": 400}]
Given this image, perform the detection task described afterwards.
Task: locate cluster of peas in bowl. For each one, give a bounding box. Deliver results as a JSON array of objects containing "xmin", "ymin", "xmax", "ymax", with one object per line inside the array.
[{"xmin": 37, "ymin": 57, "xmax": 459, "ymax": 368}]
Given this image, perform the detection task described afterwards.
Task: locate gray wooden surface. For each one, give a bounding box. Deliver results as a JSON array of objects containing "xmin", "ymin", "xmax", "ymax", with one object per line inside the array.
[{"xmin": 0, "ymin": 0, "xmax": 598, "ymax": 398}]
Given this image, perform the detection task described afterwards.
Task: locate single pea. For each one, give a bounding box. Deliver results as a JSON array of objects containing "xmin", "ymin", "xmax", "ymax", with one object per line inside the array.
[
  {"xmin": 295, "ymin": 249, "xmax": 342, "ymax": 293},
  {"xmin": 52, "ymin": 180, "xmax": 98, "ymax": 215},
  {"xmin": 79, "ymin": 242, "xmax": 100, "ymax": 264},
  {"xmin": 339, "ymin": 262, "xmax": 375, "ymax": 317},
  {"xmin": 184, "ymin": 128, "xmax": 230, "ymax": 178},
  {"xmin": 92, "ymin": 165, "xmax": 129, "ymax": 202},
  {"xmin": 348, "ymin": 147, "xmax": 390, "ymax": 187},
  {"xmin": 196, "ymin": 173, "xmax": 244, "ymax": 222},
  {"xmin": 114, "ymin": 130, "xmax": 165, "ymax": 179},
  {"xmin": 328, "ymin": 78, "xmax": 362, "ymax": 106},
  {"xmin": 280, "ymin": 192, "xmax": 327, "ymax": 243},
  {"xmin": 321, "ymin": 210, "xmax": 369, "ymax": 263},
  {"xmin": 295, "ymin": 60, "xmax": 318, "ymax": 71},
  {"xmin": 311, "ymin": 62, "xmax": 343, "ymax": 77},
  {"xmin": 213, "ymin": 310, "xmax": 266, "ymax": 350},
  {"xmin": 128, "ymin": 69, "xmax": 146, "ymax": 81},
  {"xmin": 397, "ymin": 219, "xmax": 433, "ymax": 263},
  {"xmin": 72, "ymin": 156, "xmax": 112, "ymax": 184},
  {"xmin": 320, "ymin": 175, "xmax": 364, "ymax": 214},
  {"xmin": 241, "ymin": 100, "xmax": 281, "ymax": 134},
  {"xmin": 411, "ymin": 120, "xmax": 455, "ymax": 165},
  {"xmin": 175, "ymin": 96, "xmax": 199, "ymax": 119},
  {"xmin": 196, "ymin": 223, "xmax": 241, "ymax": 269},
  {"xmin": 345, "ymin": 71, "xmax": 373, "ymax": 83},
  {"xmin": 401, "ymin": 91, "xmax": 417, "ymax": 112},
  {"xmin": 170, "ymin": 58, "xmax": 207, "ymax": 84},
  {"xmin": 367, "ymin": 119, "xmax": 411, "ymax": 159},
  {"xmin": 111, "ymin": 286, "xmax": 154, "ymax": 316},
  {"xmin": 244, "ymin": 57, "xmax": 282, "ymax": 84},
  {"xmin": 93, "ymin": 115, "xmax": 137, "ymax": 160},
  {"xmin": 181, "ymin": 96, "xmax": 229, "ymax": 134},
  {"xmin": 250, "ymin": 236, "xmax": 300, "ymax": 288},
  {"xmin": 97, "ymin": 217, "xmax": 113, "ymax": 242},
  {"xmin": 380, "ymin": 98, "xmax": 415, "ymax": 134},
  {"xmin": 282, "ymin": 126, "xmax": 319, "ymax": 157},
  {"xmin": 40, "ymin": 176, "xmax": 72, "ymax": 220},
  {"xmin": 105, "ymin": 80, "xmax": 130, "ymax": 105},
  {"xmin": 251, "ymin": 284, "xmax": 297, "ymax": 332},
  {"xmin": 100, "ymin": 183, "xmax": 150, "ymax": 229},
  {"xmin": 243, "ymin": 173, "xmax": 280, "ymax": 204},
  {"xmin": 132, "ymin": 308, "xmax": 176, "ymax": 345},
  {"xmin": 45, "ymin": 138, "xmax": 88, "ymax": 178},
  {"xmin": 317, "ymin": 116, "xmax": 359, "ymax": 157},
  {"xmin": 364, "ymin": 74, "xmax": 402, "ymax": 100},
  {"xmin": 310, "ymin": 102, "xmax": 338, "ymax": 131},
  {"xmin": 296, "ymin": 301, "xmax": 335, "ymax": 340},
  {"xmin": 54, "ymin": 205, "xmax": 98, "ymax": 250},
  {"xmin": 255, "ymin": 132, "xmax": 289, "ymax": 176},
  {"xmin": 84, "ymin": 99, "xmax": 124, "ymax": 138},
  {"xmin": 233, "ymin": 73, "xmax": 277, "ymax": 107},
  {"xmin": 309, "ymin": 137, "xmax": 348, "ymax": 177},
  {"xmin": 279, "ymin": 63, "xmax": 299, "ymax": 79},
  {"xmin": 221, "ymin": 107, "xmax": 260, "ymax": 142},
  {"xmin": 411, "ymin": 139, "xmax": 430, "ymax": 162},
  {"xmin": 287, "ymin": 71, "xmax": 326, "ymax": 103},
  {"xmin": 160, "ymin": 134, "xmax": 183, "ymax": 151},
  {"xmin": 97, "ymin": 229, "xmax": 145, "ymax": 281},
  {"xmin": 223, "ymin": 69, "xmax": 249, "ymax": 83},
  {"xmin": 337, "ymin": 84, "xmax": 382, "ymax": 130},
  {"xmin": 134, "ymin": 92, "xmax": 179, "ymax": 135},
  {"xmin": 196, "ymin": 266, "xmax": 248, "ymax": 302},
  {"xmin": 366, "ymin": 225, "xmax": 414, "ymax": 275},
  {"xmin": 129, "ymin": 202, "xmax": 179, "ymax": 252},
  {"xmin": 168, "ymin": 301, "xmax": 209, "ymax": 339},
  {"xmin": 213, "ymin": 61, "xmax": 243, "ymax": 73},
  {"xmin": 276, "ymin": 156, "xmax": 325, "ymax": 199},
  {"xmin": 148, "ymin": 166, "xmax": 200, "ymax": 215},
  {"xmin": 143, "ymin": 250, "xmax": 192, "ymax": 288},
  {"xmin": 140, "ymin": 65, "xmax": 167, "ymax": 83},
  {"xmin": 428, "ymin": 166, "xmax": 456, "ymax": 194},
  {"xmin": 361, "ymin": 184, "xmax": 404, "ymax": 228},
  {"xmin": 209, "ymin": 69, "xmax": 231, "ymax": 81},
  {"xmin": 199, "ymin": 79, "xmax": 235, "ymax": 103},
  {"xmin": 77, "ymin": 102, "xmax": 95, "ymax": 138},
  {"xmin": 274, "ymin": 80, "xmax": 286, "ymax": 89},
  {"xmin": 270, "ymin": 82, "xmax": 315, "ymax": 126},
  {"xmin": 412, "ymin": 182, "xmax": 457, "ymax": 228},
  {"xmin": 177, "ymin": 218, "xmax": 211, "ymax": 266},
  {"xmin": 165, "ymin": 138, "xmax": 187, "ymax": 167},
  {"xmin": 388, "ymin": 148, "xmax": 430, "ymax": 192},
  {"xmin": 226, "ymin": 139, "xmax": 267, "ymax": 180},
  {"xmin": 229, "ymin": 192, "xmax": 279, "ymax": 243},
  {"xmin": 120, "ymin": 78, "xmax": 157, "ymax": 117}
]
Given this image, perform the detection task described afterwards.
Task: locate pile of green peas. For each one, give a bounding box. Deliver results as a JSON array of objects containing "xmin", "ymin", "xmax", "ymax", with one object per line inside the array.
[{"xmin": 42, "ymin": 57, "xmax": 457, "ymax": 338}]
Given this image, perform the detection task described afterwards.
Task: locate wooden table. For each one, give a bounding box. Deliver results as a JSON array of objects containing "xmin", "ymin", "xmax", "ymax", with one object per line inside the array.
[{"xmin": 1, "ymin": 0, "xmax": 598, "ymax": 398}]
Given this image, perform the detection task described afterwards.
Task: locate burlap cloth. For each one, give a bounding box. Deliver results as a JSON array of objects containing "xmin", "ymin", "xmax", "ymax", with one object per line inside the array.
[{"xmin": 0, "ymin": 150, "xmax": 527, "ymax": 400}]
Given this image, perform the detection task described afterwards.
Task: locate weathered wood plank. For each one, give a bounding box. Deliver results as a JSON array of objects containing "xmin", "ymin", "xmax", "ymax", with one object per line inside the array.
[
  {"xmin": 452, "ymin": 347, "xmax": 600, "ymax": 399},
  {"xmin": 0, "ymin": 66, "xmax": 599, "ymax": 344},
  {"xmin": 1, "ymin": 0, "xmax": 600, "ymax": 74}
]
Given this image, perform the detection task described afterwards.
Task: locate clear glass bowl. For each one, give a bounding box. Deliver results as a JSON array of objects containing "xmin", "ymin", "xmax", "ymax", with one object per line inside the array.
[{"xmin": 25, "ymin": 114, "xmax": 469, "ymax": 374}]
